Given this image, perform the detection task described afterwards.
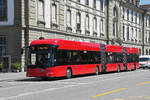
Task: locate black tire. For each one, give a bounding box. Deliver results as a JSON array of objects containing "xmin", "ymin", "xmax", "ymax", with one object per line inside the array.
[
  {"xmin": 117, "ymin": 65, "xmax": 121, "ymax": 72},
  {"xmin": 41, "ymin": 77, "xmax": 48, "ymax": 81},
  {"xmin": 95, "ymin": 66, "xmax": 99, "ymax": 75},
  {"xmin": 66, "ymin": 68, "xmax": 72, "ymax": 79}
]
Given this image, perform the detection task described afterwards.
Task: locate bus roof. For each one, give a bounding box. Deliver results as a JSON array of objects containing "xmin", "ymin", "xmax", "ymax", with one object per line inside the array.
[{"xmin": 30, "ymin": 38, "xmax": 100, "ymax": 51}]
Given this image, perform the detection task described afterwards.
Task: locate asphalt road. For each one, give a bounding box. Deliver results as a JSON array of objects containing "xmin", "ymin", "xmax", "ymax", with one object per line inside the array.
[{"xmin": 0, "ymin": 69, "xmax": 150, "ymax": 100}]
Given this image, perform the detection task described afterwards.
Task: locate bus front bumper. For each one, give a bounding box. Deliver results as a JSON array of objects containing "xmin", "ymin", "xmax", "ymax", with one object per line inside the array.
[{"xmin": 26, "ymin": 68, "xmax": 55, "ymax": 77}]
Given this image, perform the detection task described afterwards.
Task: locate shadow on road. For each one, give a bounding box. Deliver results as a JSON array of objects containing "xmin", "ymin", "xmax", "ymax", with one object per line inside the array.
[
  {"xmin": 15, "ymin": 69, "xmax": 140, "ymax": 82},
  {"xmin": 15, "ymin": 73, "xmax": 97, "ymax": 82}
]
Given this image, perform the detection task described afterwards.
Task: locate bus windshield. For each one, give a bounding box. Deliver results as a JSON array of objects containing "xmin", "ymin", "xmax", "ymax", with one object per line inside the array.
[
  {"xmin": 30, "ymin": 52, "xmax": 51, "ymax": 66},
  {"xmin": 28, "ymin": 45, "xmax": 53, "ymax": 68}
]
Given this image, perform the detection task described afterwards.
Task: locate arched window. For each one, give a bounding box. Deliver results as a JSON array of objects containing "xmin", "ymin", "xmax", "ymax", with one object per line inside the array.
[{"xmin": 113, "ymin": 7, "xmax": 117, "ymax": 17}]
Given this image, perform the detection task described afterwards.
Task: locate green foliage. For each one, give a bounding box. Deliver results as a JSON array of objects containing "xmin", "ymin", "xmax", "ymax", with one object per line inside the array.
[
  {"xmin": 11, "ymin": 62, "xmax": 21, "ymax": 71},
  {"xmin": 0, "ymin": 62, "xmax": 2, "ymax": 69}
]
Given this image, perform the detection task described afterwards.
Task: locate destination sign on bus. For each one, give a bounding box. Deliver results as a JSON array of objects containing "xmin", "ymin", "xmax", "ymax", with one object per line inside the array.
[{"xmin": 31, "ymin": 45, "xmax": 50, "ymax": 51}]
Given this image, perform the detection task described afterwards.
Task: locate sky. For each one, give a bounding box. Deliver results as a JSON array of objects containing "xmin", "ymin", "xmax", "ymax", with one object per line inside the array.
[{"xmin": 140, "ymin": 0, "xmax": 150, "ymax": 5}]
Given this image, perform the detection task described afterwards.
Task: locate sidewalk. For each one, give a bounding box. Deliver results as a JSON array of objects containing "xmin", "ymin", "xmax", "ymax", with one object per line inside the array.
[{"xmin": 0, "ymin": 72, "xmax": 26, "ymax": 81}]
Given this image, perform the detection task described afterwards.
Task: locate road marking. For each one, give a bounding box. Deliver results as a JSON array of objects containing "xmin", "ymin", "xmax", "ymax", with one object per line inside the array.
[
  {"xmin": 114, "ymin": 98, "xmax": 124, "ymax": 100},
  {"xmin": 136, "ymin": 81, "xmax": 150, "ymax": 86},
  {"xmin": 92, "ymin": 88, "xmax": 127, "ymax": 98},
  {"xmin": 130, "ymin": 96, "xmax": 150, "ymax": 99}
]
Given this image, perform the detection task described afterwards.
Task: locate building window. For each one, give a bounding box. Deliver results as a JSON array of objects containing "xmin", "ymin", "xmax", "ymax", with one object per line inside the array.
[
  {"xmin": 131, "ymin": 27, "xmax": 133, "ymax": 41},
  {"xmin": 100, "ymin": 19, "xmax": 104, "ymax": 35},
  {"xmin": 146, "ymin": 16, "xmax": 150, "ymax": 27},
  {"xmin": 132, "ymin": 0, "xmax": 134, "ymax": 4},
  {"xmin": 0, "ymin": 36, "xmax": 6, "ymax": 61},
  {"xmin": 93, "ymin": 17, "xmax": 97, "ymax": 37},
  {"xmin": 113, "ymin": 6, "xmax": 118, "ymax": 38},
  {"xmin": 146, "ymin": 31, "xmax": 149, "ymax": 43},
  {"xmin": 135, "ymin": 28, "xmax": 137, "ymax": 41},
  {"xmin": 127, "ymin": 26, "xmax": 129, "ymax": 40},
  {"xmin": 131, "ymin": 10, "xmax": 133, "ymax": 22},
  {"xmin": 76, "ymin": 12, "xmax": 81, "ymax": 31},
  {"xmin": 0, "ymin": 0, "xmax": 7, "ymax": 21},
  {"xmin": 67, "ymin": 9, "xmax": 71, "ymax": 27},
  {"xmin": 123, "ymin": 25, "xmax": 125, "ymax": 40},
  {"xmin": 122, "ymin": 7, "xmax": 125, "ymax": 19},
  {"xmin": 113, "ymin": 7, "xmax": 117, "ymax": 17},
  {"xmin": 139, "ymin": 30, "xmax": 141, "ymax": 42},
  {"xmin": 52, "ymin": 4, "xmax": 57, "ymax": 24},
  {"xmin": 93, "ymin": 17, "xmax": 97, "ymax": 32},
  {"xmin": 85, "ymin": 0, "xmax": 89, "ymax": 6},
  {"xmin": 85, "ymin": 15, "xmax": 90, "ymax": 35},
  {"xmin": 148, "ymin": 31, "xmax": 150, "ymax": 43},
  {"xmin": 85, "ymin": 15, "xmax": 89, "ymax": 30},
  {"xmin": 135, "ymin": 13, "xmax": 137, "ymax": 24},
  {"xmin": 127, "ymin": 9, "xmax": 129, "ymax": 20},
  {"xmin": 93, "ymin": 0, "xmax": 96, "ymax": 8},
  {"xmin": 113, "ymin": 21, "xmax": 118, "ymax": 37},
  {"xmin": 100, "ymin": 0, "xmax": 103, "ymax": 11},
  {"xmin": 77, "ymin": 0, "xmax": 80, "ymax": 3},
  {"xmin": 139, "ymin": 14, "xmax": 141, "ymax": 25},
  {"xmin": 38, "ymin": 0, "xmax": 44, "ymax": 21},
  {"xmin": 146, "ymin": 49, "xmax": 148, "ymax": 55},
  {"xmin": 139, "ymin": 48, "xmax": 141, "ymax": 55}
]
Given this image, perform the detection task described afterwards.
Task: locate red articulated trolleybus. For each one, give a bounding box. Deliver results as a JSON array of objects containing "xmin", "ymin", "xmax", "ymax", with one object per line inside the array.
[{"xmin": 26, "ymin": 38, "xmax": 139, "ymax": 79}]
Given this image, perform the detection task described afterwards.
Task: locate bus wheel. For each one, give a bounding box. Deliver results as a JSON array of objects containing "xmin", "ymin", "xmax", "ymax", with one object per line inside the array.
[
  {"xmin": 95, "ymin": 66, "xmax": 99, "ymax": 75},
  {"xmin": 117, "ymin": 65, "xmax": 121, "ymax": 72},
  {"xmin": 66, "ymin": 68, "xmax": 72, "ymax": 79}
]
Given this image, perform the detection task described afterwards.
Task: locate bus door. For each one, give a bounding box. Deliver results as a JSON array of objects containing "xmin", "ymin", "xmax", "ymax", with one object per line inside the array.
[
  {"xmin": 123, "ymin": 47, "xmax": 127, "ymax": 70},
  {"xmin": 100, "ymin": 44, "xmax": 106, "ymax": 72}
]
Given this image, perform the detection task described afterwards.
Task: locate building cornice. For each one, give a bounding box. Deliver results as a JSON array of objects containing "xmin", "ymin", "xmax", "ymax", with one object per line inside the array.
[{"xmin": 27, "ymin": 25, "xmax": 107, "ymax": 42}]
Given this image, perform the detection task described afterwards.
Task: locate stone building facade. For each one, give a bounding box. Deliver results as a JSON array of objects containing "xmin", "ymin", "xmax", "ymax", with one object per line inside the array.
[{"xmin": 0, "ymin": 0, "xmax": 150, "ymax": 71}]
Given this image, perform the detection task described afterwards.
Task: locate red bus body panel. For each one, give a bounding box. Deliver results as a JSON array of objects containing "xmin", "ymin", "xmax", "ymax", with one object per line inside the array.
[
  {"xmin": 126, "ymin": 47, "xmax": 139, "ymax": 70},
  {"xmin": 105, "ymin": 45, "xmax": 123, "ymax": 53}
]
